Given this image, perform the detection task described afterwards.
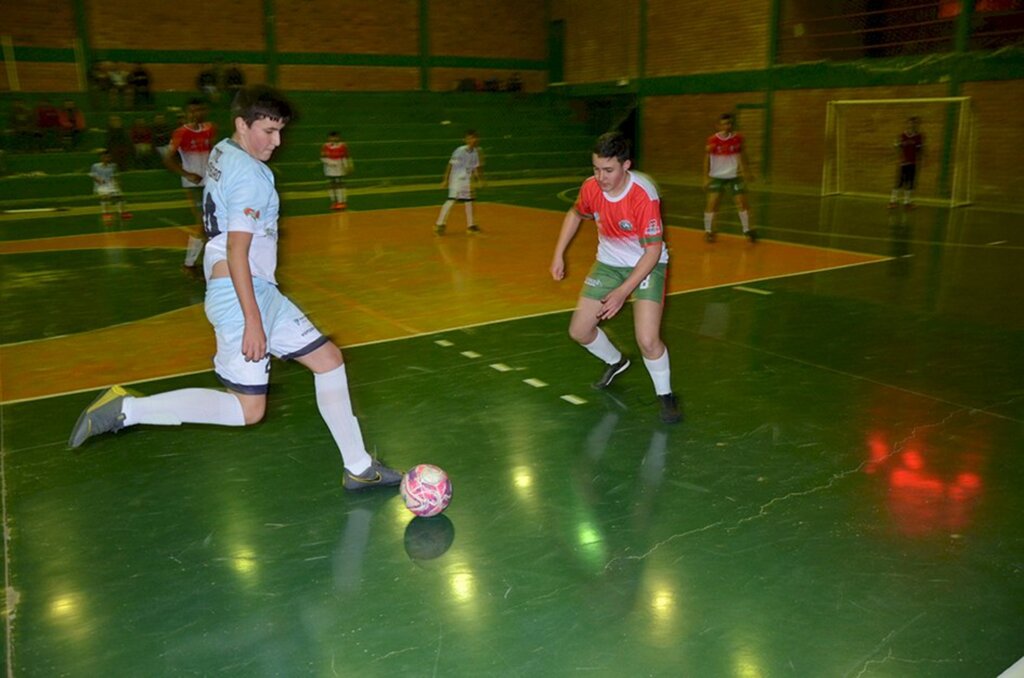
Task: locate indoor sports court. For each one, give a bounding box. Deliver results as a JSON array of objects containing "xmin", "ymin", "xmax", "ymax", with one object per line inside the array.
[{"xmin": 1, "ymin": 2, "xmax": 1023, "ymax": 676}]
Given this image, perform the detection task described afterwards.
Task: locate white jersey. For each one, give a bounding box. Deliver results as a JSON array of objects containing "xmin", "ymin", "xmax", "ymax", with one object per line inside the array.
[
  {"xmin": 449, "ymin": 145, "xmax": 480, "ymax": 183},
  {"xmin": 202, "ymin": 139, "xmax": 280, "ymax": 284}
]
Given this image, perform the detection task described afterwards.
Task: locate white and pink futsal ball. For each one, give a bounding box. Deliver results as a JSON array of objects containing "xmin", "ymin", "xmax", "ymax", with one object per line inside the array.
[{"xmin": 400, "ymin": 464, "xmax": 453, "ymax": 517}]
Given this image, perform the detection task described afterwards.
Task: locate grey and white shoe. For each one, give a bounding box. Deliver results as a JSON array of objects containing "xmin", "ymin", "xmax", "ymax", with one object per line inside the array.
[
  {"xmin": 68, "ymin": 385, "xmax": 129, "ymax": 448},
  {"xmin": 343, "ymin": 459, "xmax": 403, "ymax": 491},
  {"xmin": 593, "ymin": 356, "xmax": 630, "ymax": 390}
]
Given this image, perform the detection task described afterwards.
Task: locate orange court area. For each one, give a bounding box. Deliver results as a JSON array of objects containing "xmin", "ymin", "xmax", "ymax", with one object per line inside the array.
[{"xmin": 0, "ymin": 204, "xmax": 883, "ymax": 403}]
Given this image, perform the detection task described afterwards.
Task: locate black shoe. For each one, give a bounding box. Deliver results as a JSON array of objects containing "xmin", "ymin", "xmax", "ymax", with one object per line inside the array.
[
  {"xmin": 745, "ymin": 229, "xmax": 759, "ymax": 243},
  {"xmin": 658, "ymin": 393, "xmax": 682, "ymax": 424},
  {"xmin": 593, "ymin": 356, "xmax": 630, "ymax": 390},
  {"xmin": 705, "ymin": 231, "xmax": 716, "ymax": 243},
  {"xmin": 434, "ymin": 223, "xmax": 446, "ymax": 236},
  {"xmin": 343, "ymin": 459, "xmax": 403, "ymax": 491},
  {"xmin": 467, "ymin": 224, "xmax": 481, "ymax": 233}
]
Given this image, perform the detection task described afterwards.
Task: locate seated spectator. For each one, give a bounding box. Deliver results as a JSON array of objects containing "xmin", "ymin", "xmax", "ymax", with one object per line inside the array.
[
  {"xmin": 10, "ymin": 98, "xmax": 34, "ymax": 151},
  {"xmin": 58, "ymin": 100, "xmax": 86, "ymax": 149},
  {"xmin": 34, "ymin": 99, "xmax": 61, "ymax": 150},
  {"xmin": 197, "ymin": 65, "xmax": 220, "ymax": 105},
  {"xmin": 151, "ymin": 113, "xmax": 172, "ymax": 159},
  {"xmin": 129, "ymin": 63, "xmax": 153, "ymax": 109},
  {"xmin": 105, "ymin": 115, "xmax": 133, "ymax": 170},
  {"xmin": 507, "ymin": 72, "xmax": 523, "ymax": 93},
  {"xmin": 108, "ymin": 63, "xmax": 130, "ymax": 109},
  {"xmin": 130, "ymin": 117, "xmax": 155, "ymax": 168},
  {"xmin": 224, "ymin": 63, "xmax": 245, "ymax": 99}
]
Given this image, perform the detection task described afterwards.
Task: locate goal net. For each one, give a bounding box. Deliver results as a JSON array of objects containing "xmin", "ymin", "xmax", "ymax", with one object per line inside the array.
[{"xmin": 822, "ymin": 97, "xmax": 975, "ymax": 206}]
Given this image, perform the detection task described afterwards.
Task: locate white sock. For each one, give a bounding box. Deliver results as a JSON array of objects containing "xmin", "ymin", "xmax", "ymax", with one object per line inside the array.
[
  {"xmin": 184, "ymin": 235, "xmax": 204, "ymax": 266},
  {"xmin": 121, "ymin": 389, "xmax": 245, "ymax": 427},
  {"xmin": 315, "ymin": 364, "xmax": 372, "ymax": 474},
  {"xmin": 891, "ymin": 189, "xmax": 899, "ymax": 203},
  {"xmin": 739, "ymin": 210, "xmax": 750, "ymax": 232},
  {"xmin": 642, "ymin": 348, "xmax": 672, "ymax": 396},
  {"xmin": 436, "ymin": 199, "xmax": 455, "ymax": 226},
  {"xmin": 583, "ymin": 328, "xmax": 622, "ymax": 365},
  {"xmin": 338, "ymin": 187, "xmax": 346, "ymax": 203},
  {"xmin": 703, "ymin": 213, "xmax": 713, "ymax": 232},
  {"xmin": 904, "ymin": 190, "xmax": 912, "ymax": 204},
  {"xmin": 464, "ymin": 201, "xmax": 475, "ymax": 226}
]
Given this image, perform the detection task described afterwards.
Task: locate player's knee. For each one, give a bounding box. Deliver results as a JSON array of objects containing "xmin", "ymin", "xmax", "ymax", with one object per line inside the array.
[
  {"xmin": 636, "ymin": 335, "xmax": 664, "ymax": 359},
  {"xmin": 568, "ymin": 325, "xmax": 595, "ymax": 345}
]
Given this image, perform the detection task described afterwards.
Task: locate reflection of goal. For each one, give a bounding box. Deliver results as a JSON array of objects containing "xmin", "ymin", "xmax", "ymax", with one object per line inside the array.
[{"xmin": 822, "ymin": 97, "xmax": 975, "ymax": 206}]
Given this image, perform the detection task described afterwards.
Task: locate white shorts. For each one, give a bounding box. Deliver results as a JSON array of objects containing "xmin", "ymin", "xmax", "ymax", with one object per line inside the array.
[
  {"xmin": 448, "ymin": 175, "xmax": 473, "ymax": 201},
  {"xmin": 95, "ymin": 182, "xmax": 121, "ymax": 197},
  {"xmin": 204, "ymin": 277, "xmax": 328, "ymax": 394}
]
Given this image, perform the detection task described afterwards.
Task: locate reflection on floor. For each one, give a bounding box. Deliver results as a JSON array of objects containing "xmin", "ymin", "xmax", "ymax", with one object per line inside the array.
[{"xmin": 2, "ymin": 192, "xmax": 1021, "ymax": 676}]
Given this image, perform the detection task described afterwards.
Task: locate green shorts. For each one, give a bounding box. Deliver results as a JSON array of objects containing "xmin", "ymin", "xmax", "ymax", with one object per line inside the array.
[
  {"xmin": 707, "ymin": 177, "xmax": 746, "ymax": 194},
  {"xmin": 580, "ymin": 261, "xmax": 667, "ymax": 303}
]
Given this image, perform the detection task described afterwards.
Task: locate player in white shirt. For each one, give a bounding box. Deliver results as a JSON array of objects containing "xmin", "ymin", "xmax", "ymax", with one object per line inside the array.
[
  {"xmin": 550, "ymin": 132, "xmax": 681, "ymax": 424},
  {"xmin": 89, "ymin": 149, "xmax": 130, "ymax": 224},
  {"xmin": 69, "ymin": 86, "xmax": 403, "ymax": 491},
  {"xmin": 434, "ymin": 129, "xmax": 483, "ymax": 235}
]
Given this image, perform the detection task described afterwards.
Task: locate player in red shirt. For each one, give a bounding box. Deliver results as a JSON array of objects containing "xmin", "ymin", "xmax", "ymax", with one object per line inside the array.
[
  {"xmin": 890, "ymin": 116, "xmax": 924, "ymax": 208},
  {"xmin": 550, "ymin": 132, "xmax": 681, "ymax": 424},
  {"xmin": 164, "ymin": 99, "xmax": 217, "ymax": 270},
  {"xmin": 320, "ymin": 131, "xmax": 352, "ymax": 210},
  {"xmin": 703, "ymin": 113, "xmax": 756, "ymax": 242}
]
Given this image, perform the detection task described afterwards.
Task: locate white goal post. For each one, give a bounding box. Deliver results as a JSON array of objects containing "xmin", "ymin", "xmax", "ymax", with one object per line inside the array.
[{"xmin": 822, "ymin": 97, "xmax": 975, "ymax": 207}]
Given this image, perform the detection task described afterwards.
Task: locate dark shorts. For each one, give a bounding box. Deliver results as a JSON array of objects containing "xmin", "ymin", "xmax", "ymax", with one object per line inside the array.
[{"xmin": 896, "ymin": 164, "xmax": 917, "ymax": 189}]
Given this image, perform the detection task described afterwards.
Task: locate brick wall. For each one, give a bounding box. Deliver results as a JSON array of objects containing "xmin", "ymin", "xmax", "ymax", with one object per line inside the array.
[
  {"xmin": 0, "ymin": 0, "xmax": 76, "ymax": 46},
  {"xmin": 771, "ymin": 85, "xmax": 948, "ymax": 193},
  {"xmin": 552, "ymin": 0, "xmax": 640, "ymax": 84},
  {"xmin": 430, "ymin": 0, "xmax": 547, "ymax": 59},
  {"xmin": 278, "ymin": 65, "xmax": 419, "ymax": 92},
  {"xmin": 643, "ymin": 92, "xmax": 766, "ymax": 182},
  {"xmin": 646, "ymin": 0, "xmax": 771, "ymax": 76},
  {"xmin": 276, "ymin": 0, "xmax": 419, "ymax": 55},
  {"xmin": 88, "ymin": 0, "xmax": 264, "ymax": 51},
  {"xmin": 961, "ymin": 80, "xmax": 1024, "ymax": 204}
]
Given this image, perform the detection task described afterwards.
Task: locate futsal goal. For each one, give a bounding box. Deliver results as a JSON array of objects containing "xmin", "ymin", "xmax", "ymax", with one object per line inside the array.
[{"xmin": 822, "ymin": 97, "xmax": 975, "ymax": 206}]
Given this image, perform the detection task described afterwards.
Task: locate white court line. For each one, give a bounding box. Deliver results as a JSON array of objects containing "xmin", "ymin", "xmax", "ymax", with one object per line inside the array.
[
  {"xmin": 460, "ymin": 351, "xmax": 481, "ymax": 359},
  {"xmin": 560, "ymin": 395, "xmax": 587, "ymax": 405},
  {"xmin": 523, "ymin": 378, "xmax": 548, "ymax": 388},
  {"xmin": 434, "ymin": 339, "xmax": 454, "ymax": 347},
  {"xmin": 490, "ymin": 363, "xmax": 513, "ymax": 372},
  {"xmin": 733, "ymin": 286, "xmax": 773, "ymax": 296}
]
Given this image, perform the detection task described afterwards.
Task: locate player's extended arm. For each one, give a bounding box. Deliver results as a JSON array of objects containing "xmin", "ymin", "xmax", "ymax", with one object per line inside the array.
[
  {"xmin": 440, "ymin": 163, "xmax": 452, "ymax": 187},
  {"xmin": 598, "ymin": 244, "xmax": 661, "ymax": 321},
  {"xmin": 702, "ymin": 150, "xmax": 712, "ymax": 189},
  {"xmin": 226, "ymin": 231, "xmax": 266, "ymax": 363},
  {"xmin": 163, "ymin": 142, "xmax": 202, "ymax": 185},
  {"xmin": 550, "ymin": 209, "xmax": 583, "ymax": 281}
]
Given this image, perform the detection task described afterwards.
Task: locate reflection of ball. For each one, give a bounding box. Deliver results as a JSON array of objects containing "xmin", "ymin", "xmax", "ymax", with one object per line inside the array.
[
  {"xmin": 404, "ymin": 514, "xmax": 456, "ymax": 561},
  {"xmin": 400, "ymin": 464, "xmax": 452, "ymax": 517}
]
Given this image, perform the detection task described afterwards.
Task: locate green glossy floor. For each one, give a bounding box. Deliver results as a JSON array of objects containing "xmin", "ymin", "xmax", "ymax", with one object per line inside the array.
[{"xmin": 1, "ymin": 182, "xmax": 1023, "ymax": 676}]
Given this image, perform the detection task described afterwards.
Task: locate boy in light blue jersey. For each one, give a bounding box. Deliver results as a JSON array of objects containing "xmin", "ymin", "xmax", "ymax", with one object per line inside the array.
[{"xmin": 70, "ymin": 86, "xmax": 402, "ymax": 491}]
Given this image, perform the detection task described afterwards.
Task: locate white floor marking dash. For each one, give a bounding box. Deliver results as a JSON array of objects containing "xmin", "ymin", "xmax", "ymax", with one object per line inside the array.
[
  {"xmin": 523, "ymin": 378, "xmax": 548, "ymax": 388},
  {"xmin": 733, "ymin": 286, "xmax": 772, "ymax": 296},
  {"xmin": 461, "ymin": 351, "xmax": 481, "ymax": 359},
  {"xmin": 490, "ymin": 363, "xmax": 512, "ymax": 372},
  {"xmin": 561, "ymin": 394, "xmax": 587, "ymax": 405},
  {"xmin": 434, "ymin": 340, "xmax": 454, "ymax": 347}
]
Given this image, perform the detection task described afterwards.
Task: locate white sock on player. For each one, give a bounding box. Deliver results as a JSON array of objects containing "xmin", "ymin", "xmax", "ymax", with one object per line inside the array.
[
  {"xmin": 464, "ymin": 201, "xmax": 475, "ymax": 226},
  {"xmin": 315, "ymin": 364, "xmax": 372, "ymax": 474},
  {"xmin": 436, "ymin": 199, "xmax": 455, "ymax": 226},
  {"xmin": 704, "ymin": 212, "xmax": 714, "ymax": 232},
  {"xmin": 739, "ymin": 210, "xmax": 750, "ymax": 232},
  {"xmin": 643, "ymin": 348, "xmax": 672, "ymax": 396},
  {"xmin": 184, "ymin": 235, "xmax": 204, "ymax": 267},
  {"xmin": 121, "ymin": 389, "xmax": 245, "ymax": 427},
  {"xmin": 583, "ymin": 328, "xmax": 623, "ymax": 365}
]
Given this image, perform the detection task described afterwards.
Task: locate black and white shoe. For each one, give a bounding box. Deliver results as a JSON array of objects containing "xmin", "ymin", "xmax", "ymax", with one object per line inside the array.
[
  {"xmin": 593, "ymin": 356, "xmax": 630, "ymax": 390},
  {"xmin": 343, "ymin": 459, "xmax": 403, "ymax": 491}
]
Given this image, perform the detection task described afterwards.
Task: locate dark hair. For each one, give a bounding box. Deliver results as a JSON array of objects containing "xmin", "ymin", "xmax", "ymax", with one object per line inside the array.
[
  {"xmin": 231, "ymin": 85, "xmax": 293, "ymax": 126},
  {"xmin": 186, "ymin": 97, "xmax": 204, "ymax": 108},
  {"xmin": 592, "ymin": 132, "xmax": 631, "ymax": 163},
  {"xmin": 465, "ymin": 129, "xmax": 478, "ymax": 137},
  {"xmin": 720, "ymin": 113, "xmax": 734, "ymax": 122}
]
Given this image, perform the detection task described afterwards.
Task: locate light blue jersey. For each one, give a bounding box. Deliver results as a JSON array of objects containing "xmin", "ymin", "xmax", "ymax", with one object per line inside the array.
[{"xmin": 201, "ymin": 139, "xmax": 280, "ymax": 283}]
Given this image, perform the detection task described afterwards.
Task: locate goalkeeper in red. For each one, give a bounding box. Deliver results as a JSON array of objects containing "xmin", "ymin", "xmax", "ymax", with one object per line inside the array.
[
  {"xmin": 890, "ymin": 116, "xmax": 924, "ymax": 208},
  {"xmin": 550, "ymin": 132, "xmax": 681, "ymax": 424}
]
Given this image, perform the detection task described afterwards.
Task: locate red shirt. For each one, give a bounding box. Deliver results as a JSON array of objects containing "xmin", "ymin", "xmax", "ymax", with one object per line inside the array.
[
  {"xmin": 898, "ymin": 132, "xmax": 923, "ymax": 165},
  {"xmin": 574, "ymin": 172, "xmax": 668, "ymax": 268}
]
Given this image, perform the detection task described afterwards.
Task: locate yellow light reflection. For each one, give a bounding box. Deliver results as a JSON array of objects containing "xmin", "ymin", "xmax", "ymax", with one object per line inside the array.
[
  {"xmin": 735, "ymin": 654, "xmax": 764, "ymax": 678},
  {"xmin": 50, "ymin": 593, "xmax": 79, "ymax": 620},
  {"xmin": 230, "ymin": 547, "xmax": 258, "ymax": 581},
  {"xmin": 450, "ymin": 571, "xmax": 475, "ymax": 601},
  {"xmin": 651, "ymin": 588, "xmax": 675, "ymax": 618},
  {"xmin": 512, "ymin": 466, "xmax": 534, "ymax": 494}
]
